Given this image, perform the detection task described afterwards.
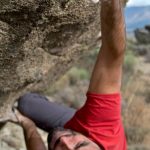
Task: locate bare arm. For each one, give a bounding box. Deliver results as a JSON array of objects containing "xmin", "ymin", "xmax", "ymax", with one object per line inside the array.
[
  {"xmin": 15, "ymin": 110, "xmax": 47, "ymax": 150},
  {"xmin": 23, "ymin": 124, "xmax": 47, "ymax": 150},
  {"xmin": 88, "ymin": 0, "xmax": 126, "ymax": 93}
]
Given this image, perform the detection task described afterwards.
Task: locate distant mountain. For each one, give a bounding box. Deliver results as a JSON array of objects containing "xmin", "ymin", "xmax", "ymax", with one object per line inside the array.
[{"xmin": 125, "ymin": 6, "xmax": 150, "ymax": 32}]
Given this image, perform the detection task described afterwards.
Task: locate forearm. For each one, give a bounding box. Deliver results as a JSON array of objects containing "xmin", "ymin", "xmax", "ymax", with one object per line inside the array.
[
  {"xmin": 23, "ymin": 125, "xmax": 47, "ymax": 150},
  {"xmin": 88, "ymin": 0, "xmax": 126, "ymax": 93},
  {"xmin": 101, "ymin": 0, "xmax": 126, "ymax": 55},
  {"xmin": 13, "ymin": 109, "xmax": 47, "ymax": 150}
]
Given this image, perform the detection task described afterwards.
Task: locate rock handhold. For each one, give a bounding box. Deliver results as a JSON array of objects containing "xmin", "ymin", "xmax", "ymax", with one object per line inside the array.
[{"xmin": 0, "ymin": 0, "xmax": 100, "ymax": 123}]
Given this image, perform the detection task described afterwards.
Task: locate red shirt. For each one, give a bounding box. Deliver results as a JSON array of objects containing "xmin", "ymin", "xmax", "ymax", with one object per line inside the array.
[{"xmin": 64, "ymin": 92, "xmax": 127, "ymax": 150}]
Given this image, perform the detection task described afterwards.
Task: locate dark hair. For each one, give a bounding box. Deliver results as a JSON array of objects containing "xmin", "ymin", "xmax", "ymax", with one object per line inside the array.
[
  {"xmin": 47, "ymin": 127, "xmax": 75, "ymax": 150},
  {"xmin": 47, "ymin": 127, "xmax": 102, "ymax": 150},
  {"xmin": 47, "ymin": 127, "xmax": 65, "ymax": 144}
]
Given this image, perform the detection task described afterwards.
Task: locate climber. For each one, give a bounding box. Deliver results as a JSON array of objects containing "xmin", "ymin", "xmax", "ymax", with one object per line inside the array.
[{"xmin": 12, "ymin": 0, "xmax": 127, "ymax": 149}]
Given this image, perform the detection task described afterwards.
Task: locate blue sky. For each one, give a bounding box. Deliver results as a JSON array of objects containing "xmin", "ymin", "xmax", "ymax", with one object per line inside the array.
[{"xmin": 127, "ymin": 0, "xmax": 150, "ymax": 6}]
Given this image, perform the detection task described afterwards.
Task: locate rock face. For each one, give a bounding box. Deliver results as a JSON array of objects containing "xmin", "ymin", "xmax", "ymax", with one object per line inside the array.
[
  {"xmin": 135, "ymin": 25, "xmax": 150, "ymax": 44},
  {"xmin": 0, "ymin": 0, "xmax": 101, "ymax": 123}
]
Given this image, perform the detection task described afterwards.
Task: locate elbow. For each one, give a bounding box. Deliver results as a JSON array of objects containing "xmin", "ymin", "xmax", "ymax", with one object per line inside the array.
[
  {"xmin": 113, "ymin": 36, "xmax": 126, "ymax": 56},
  {"xmin": 102, "ymin": 34, "xmax": 126, "ymax": 55},
  {"xmin": 114, "ymin": 34, "xmax": 126, "ymax": 56},
  {"xmin": 101, "ymin": 42, "xmax": 126, "ymax": 58},
  {"xmin": 113, "ymin": 45, "xmax": 126, "ymax": 58}
]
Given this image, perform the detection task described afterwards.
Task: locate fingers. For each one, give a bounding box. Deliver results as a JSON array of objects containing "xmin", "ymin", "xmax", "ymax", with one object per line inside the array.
[
  {"xmin": 14, "ymin": 108, "xmax": 36, "ymax": 128},
  {"xmin": 8, "ymin": 107, "xmax": 24, "ymax": 124},
  {"xmin": 13, "ymin": 108, "xmax": 22, "ymax": 123},
  {"xmin": 13, "ymin": 108, "xmax": 29, "ymax": 125},
  {"xmin": 8, "ymin": 108, "xmax": 22, "ymax": 125},
  {"xmin": 9, "ymin": 100, "xmax": 36, "ymax": 129},
  {"xmin": 8, "ymin": 110, "xmax": 19, "ymax": 123},
  {"xmin": 10, "ymin": 100, "xmax": 24, "ymax": 123}
]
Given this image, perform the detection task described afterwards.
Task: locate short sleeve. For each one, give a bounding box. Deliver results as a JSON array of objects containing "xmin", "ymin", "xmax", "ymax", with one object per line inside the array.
[{"xmin": 64, "ymin": 92, "xmax": 126, "ymax": 150}]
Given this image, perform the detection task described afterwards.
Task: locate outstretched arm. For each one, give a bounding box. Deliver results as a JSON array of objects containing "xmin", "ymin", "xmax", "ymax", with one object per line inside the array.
[{"xmin": 88, "ymin": 0, "xmax": 126, "ymax": 93}]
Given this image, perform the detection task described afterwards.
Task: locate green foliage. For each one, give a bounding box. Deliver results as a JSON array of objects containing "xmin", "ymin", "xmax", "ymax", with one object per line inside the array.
[
  {"xmin": 68, "ymin": 67, "xmax": 89, "ymax": 85},
  {"xmin": 124, "ymin": 50, "xmax": 136, "ymax": 73}
]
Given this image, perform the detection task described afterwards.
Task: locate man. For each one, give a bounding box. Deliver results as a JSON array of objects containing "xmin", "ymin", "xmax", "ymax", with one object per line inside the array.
[{"xmin": 13, "ymin": 0, "xmax": 127, "ymax": 149}]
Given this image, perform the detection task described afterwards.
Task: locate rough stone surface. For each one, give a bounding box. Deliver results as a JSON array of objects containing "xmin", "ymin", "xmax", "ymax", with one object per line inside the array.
[
  {"xmin": 135, "ymin": 25, "xmax": 150, "ymax": 44},
  {"xmin": 0, "ymin": 0, "xmax": 126, "ymax": 123},
  {"xmin": 0, "ymin": 0, "xmax": 101, "ymax": 122}
]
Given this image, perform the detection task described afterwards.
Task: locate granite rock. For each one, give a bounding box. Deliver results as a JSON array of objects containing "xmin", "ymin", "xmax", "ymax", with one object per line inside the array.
[{"xmin": 135, "ymin": 25, "xmax": 150, "ymax": 44}]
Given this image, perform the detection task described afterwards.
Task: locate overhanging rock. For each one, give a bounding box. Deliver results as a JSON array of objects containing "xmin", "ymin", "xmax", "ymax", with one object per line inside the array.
[{"xmin": 0, "ymin": 0, "xmax": 126, "ymax": 123}]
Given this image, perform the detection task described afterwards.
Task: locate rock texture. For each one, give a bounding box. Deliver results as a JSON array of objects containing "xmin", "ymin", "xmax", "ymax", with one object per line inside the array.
[
  {"xmin": 0, "ymin": 0, "xmax": 126, "ymax": 123},
  {"xmin": 135, "ymin": 25, "xmax": 150, "ymax": 44},
  {"xmin": 0, "ymin": 0, "xmax": 101, "ymax": 123}
]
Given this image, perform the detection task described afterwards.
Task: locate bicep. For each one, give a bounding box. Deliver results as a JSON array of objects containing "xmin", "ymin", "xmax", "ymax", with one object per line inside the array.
[{"xmin": 88, "ymin": 47, "xmax": 124, "ymax": 94}]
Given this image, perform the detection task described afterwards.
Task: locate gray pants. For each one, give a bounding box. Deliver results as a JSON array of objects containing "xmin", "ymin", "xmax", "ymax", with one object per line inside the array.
[{"xmin": 18, "ymin": 93, "xmax": 76, "ymax": 132}]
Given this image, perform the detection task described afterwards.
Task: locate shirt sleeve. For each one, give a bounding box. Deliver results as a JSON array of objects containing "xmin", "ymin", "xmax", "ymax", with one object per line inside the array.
[
  {"xmin": 75, "ymin": 92, "xmax": 122, "ymax": 124},
  {"xmin": 64, "ymin": 92, "xmax": 125, "ymax": 150}
]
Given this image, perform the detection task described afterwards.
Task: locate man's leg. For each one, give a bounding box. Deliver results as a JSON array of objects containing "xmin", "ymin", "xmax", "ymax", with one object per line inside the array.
[{"xmin": 17, "ymin": 93, "xmax": 76, "ymax": 132}]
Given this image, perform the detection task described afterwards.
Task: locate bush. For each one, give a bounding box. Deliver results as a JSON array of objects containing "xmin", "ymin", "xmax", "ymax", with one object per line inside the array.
[
  {"xmin": 67, "ymin": 67, "xmax": 89, "ymax": 85},
  {"xmin": 124, "ymin": 50, "xmax": 136, "ymax": 73},
  {"xmin": 125, "ymin": 127, "xmax": 150, "ymax": 145}
]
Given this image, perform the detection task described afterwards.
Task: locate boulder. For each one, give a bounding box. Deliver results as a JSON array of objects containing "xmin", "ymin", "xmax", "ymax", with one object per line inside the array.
[
  {"xmin": 145, "ymin": 25, "xmax": 150, "ymax": 32},
  {"xmin": 135, "ymin": 25, "xmax": 150, "ymax": 44},
  {"xmin": 133, "ymin": 45, "xmax": 149, "ymax": 56},
  {"xmin": 0, "ymin": 0, "xmax": 101, "ymax": 123},
  {"xmin": 0, "ymin": 0, "xmax": 126, "ymax": 123}
]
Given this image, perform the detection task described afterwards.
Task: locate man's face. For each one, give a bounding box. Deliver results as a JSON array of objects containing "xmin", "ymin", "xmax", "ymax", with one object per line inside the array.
[{"xmin": 48, "ymin": 127, "xmax": 101, "ymax": 150}]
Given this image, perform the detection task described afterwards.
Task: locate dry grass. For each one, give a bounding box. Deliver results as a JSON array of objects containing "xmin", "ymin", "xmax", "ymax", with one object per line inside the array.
[{"xmin": 122, "ymin": 69, "xmax": 150, "ymax": 147}]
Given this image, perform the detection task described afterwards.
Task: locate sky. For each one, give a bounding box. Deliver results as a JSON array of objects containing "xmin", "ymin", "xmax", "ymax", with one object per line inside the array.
[{"xmin": 127, "ymin": 0, "xmax": 150, "ymax": 6}]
